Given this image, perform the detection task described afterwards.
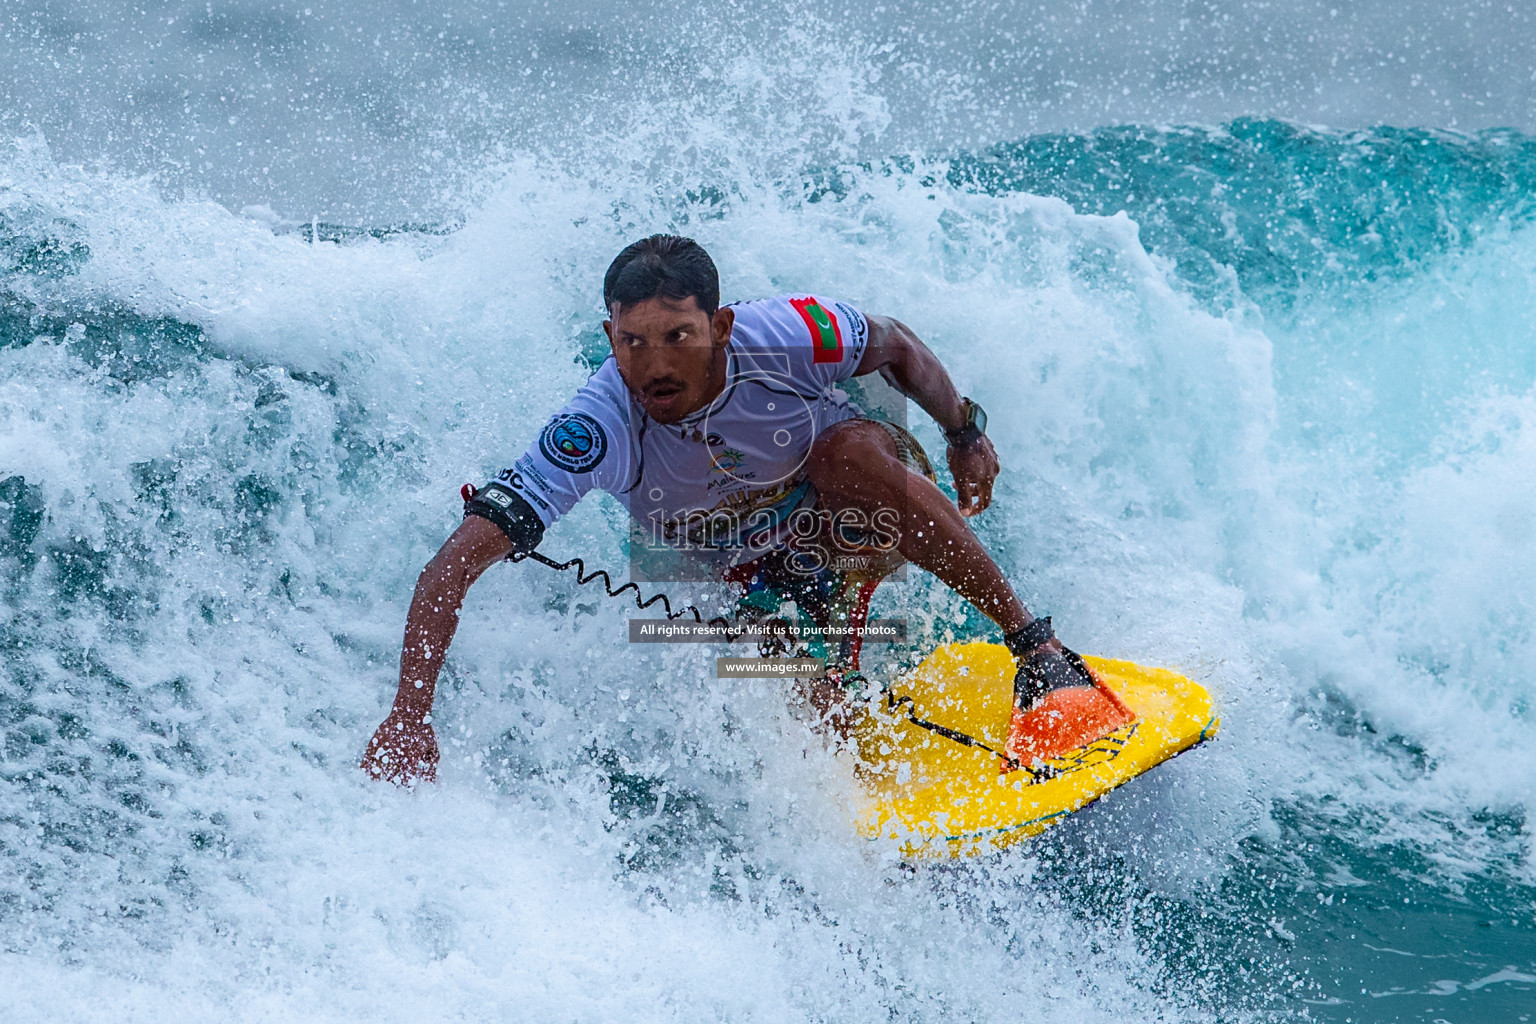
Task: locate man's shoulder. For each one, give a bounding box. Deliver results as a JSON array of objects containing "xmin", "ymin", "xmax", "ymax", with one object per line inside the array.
[
  {"xmin": 572, "ymin": 357, "xmax": 635, "ymax": 419},
  {"xmin": 541, "ymin": 358, "xmax": 637, "ymax": 460},
  {"xmin": 727, "ymin": 293, "xmax": 869, "ymax": 374},
  {"xmin": 729, "ymin": 293, "xmax": 867, "ymax": 339}
]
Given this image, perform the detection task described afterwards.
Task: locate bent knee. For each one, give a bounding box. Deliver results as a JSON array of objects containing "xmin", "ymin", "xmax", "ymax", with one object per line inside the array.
[{"xmin": 808, "ymin": 420, "xmax": 899, "ymax": 492}]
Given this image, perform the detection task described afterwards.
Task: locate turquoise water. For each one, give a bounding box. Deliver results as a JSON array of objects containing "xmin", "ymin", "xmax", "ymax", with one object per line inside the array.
[{"xmin": 3, "ymin": 4, "xmax": 1536, "ymax": 1021}]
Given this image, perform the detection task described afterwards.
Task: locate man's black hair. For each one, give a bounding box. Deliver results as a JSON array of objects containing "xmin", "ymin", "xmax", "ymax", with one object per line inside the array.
[{"xmin": 603, "ymin": 234, "xmax": 720, "ymax": 315}]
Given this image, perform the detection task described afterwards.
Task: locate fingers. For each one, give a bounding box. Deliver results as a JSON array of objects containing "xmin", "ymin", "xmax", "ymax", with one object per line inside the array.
[
  {"xmin": 361, "ymin": 750, "xmax": 434, "ymax": 786},
  {"xmin": 949, "ymin": 449, "xmax": 975, "ymax": 516},
  {"xmin": 955, "ymin": 474, "xmax": 978, "ymax": 516},
  {"xmin": 972, "ymin": 470, "xmax": 994, "ymax": 513},
  {"xmin": 961, "ymin": 441, "xmax": 1000, "ymax": 515},
  {"xmin": 949, "ymin": 448, "xmax": 998, "ymax": 516},
  {"xmin": 972, "ymin": 451, "xmax": 996, "ymax": 512},
  {"xmin": 361, "ymin": 724, "xmax": 438, "ymax": 785}
]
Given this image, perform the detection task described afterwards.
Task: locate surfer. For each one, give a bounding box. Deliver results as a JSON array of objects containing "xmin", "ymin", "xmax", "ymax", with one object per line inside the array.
[{"xmin": 362, "ymin": 234, "xmax": 1096, "ymax": 783}]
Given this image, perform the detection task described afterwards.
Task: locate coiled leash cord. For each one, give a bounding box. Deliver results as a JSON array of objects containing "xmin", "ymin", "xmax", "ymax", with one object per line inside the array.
[
  {"xmin": 508, "ymin": 548, "xmax": 744, "ymax": 638},
  {"xmin": 463, "ymin": 482, "xmax": 1041, "ymax": 769},
  {"xmin": 504, "ymin": 512, "xmax": 1054, "ymax": 777},
  {"xmin": 461, "ymin": 480, "xmax": 748, "ymax": 640}
]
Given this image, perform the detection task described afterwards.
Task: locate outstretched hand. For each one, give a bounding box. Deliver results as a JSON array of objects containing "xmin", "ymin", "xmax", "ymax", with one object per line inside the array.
[
  {"xmin": 361, "ymin": 706, "xmax": 439, "ymax": 786},
  {"xmin": 946, "ymin": 436, "xmax": 1000, "ymax": 517}
]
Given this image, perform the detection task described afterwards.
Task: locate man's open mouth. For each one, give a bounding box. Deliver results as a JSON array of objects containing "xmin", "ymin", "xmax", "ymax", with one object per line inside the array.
[{"xmin": 644, "ymin": 381, "xmax": 687, "ymax": 410}]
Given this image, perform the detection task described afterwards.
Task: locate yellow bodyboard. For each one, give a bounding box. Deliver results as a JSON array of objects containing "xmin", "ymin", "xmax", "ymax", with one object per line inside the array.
[{"xmin": 852, "ymin": 642, "xmax": 1219, "ymax": 858}]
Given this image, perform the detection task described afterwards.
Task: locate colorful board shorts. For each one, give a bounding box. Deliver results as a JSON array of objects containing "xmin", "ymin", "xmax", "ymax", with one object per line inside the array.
[{"xmin": 720, "ymin": 419, "xmax": 936, "ymax": 678}]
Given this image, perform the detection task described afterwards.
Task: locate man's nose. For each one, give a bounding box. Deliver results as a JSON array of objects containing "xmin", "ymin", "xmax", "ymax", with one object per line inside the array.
[{"xmin": 639, "ymin": 349, "xmax": 680, "ymax": 378}]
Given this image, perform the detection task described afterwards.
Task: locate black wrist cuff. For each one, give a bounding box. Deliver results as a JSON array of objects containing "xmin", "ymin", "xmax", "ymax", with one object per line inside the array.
[
  {"xmin": 945, "ymin": 424, "xmax": 984, "ymax": 447},
  {"xmin": 1003, "ymin": 616, "xmax": 1054, "ymax": 658},
  {"xmin": 464, "ymin": 482, "xmax": 545, "ymax": 556}
]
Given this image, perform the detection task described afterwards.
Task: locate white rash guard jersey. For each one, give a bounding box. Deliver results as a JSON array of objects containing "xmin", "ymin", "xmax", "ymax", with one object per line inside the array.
[{"xmin": 494, "ymin": 294, "xmax": 871, "ymax": 566}]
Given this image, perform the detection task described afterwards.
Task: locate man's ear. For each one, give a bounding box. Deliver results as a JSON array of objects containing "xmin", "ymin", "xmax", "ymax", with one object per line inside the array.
[
  {"xmin": 602, "ymin": 319, "xmax": 615, "ymax": 350},
  {"xmin": 711, "ymin": 307, "xmax": 735, "ymax": 348}
]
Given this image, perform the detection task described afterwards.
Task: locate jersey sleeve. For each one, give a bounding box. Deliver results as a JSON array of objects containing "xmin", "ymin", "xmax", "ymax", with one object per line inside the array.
[
  {"xmin": 488, "ymin": 362, "xmax": 634, "ymax": 529},
  {"xmin": 734, "ymin": 294, "xmax": 871, "ymax": 392}
]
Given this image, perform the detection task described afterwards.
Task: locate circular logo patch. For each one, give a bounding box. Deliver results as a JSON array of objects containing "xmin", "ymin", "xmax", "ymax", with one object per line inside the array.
[{"xmin": 539, "ymin": 413, "xmax": 608, "ymax": 474}]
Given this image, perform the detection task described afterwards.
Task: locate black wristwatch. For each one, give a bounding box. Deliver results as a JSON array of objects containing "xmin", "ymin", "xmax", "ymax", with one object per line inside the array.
[{"xmin": 944, "ymin": 397, "xmax": 988, "ymax": 448}]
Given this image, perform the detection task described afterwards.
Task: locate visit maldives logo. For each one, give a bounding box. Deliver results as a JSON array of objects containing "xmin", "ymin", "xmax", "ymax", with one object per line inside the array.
[{"xmin": 790, "ymin": 297, "xmax": 843, "ymax": 364}]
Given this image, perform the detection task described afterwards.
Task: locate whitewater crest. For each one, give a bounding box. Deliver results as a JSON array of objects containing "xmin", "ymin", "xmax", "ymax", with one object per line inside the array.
[{"xmin": 3, "ymin": 113, "xmax": 1536, "ymax": 1019}]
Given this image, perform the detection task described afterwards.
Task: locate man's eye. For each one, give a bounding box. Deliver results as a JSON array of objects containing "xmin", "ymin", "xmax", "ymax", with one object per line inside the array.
[{"xmin": 671, "ymin": 330, "xmax": 689, "ymax": 343}]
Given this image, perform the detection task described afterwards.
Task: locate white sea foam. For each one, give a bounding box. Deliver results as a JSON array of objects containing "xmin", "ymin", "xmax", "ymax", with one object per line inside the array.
[{"xmin": 3, "ymin": 47, "xmax": 1535, "ymax": 1021}]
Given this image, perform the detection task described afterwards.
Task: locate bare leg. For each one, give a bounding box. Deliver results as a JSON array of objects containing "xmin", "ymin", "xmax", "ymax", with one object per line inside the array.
[{"xmin": 806, "ymin": 419, "xmax": 1033, "ymax": 634}]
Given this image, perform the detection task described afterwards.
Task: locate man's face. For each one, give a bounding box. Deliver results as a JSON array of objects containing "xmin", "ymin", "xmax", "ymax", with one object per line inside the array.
[{"xmin": 605, "ymin": 295, "xmax": 734, "ymax": 424}]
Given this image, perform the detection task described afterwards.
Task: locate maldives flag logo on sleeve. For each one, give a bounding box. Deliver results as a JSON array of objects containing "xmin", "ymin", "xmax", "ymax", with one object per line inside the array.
[{"xmin": 790, "ymin": 296, "xmax": 844, "ymax": 364}]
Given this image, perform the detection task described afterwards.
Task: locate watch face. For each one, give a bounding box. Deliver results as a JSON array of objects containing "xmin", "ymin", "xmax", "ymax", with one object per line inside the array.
[{"xmin": 970, "ymin": 401, "xmax": 987, "ymax": 436}]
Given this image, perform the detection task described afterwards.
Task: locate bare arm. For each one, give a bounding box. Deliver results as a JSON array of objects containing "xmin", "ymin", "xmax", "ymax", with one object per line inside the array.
[
  {"xmin": 854, "ymin": 315, "xmax": 1000, "ymax": 516},
  {"xmin": 360, "ymin": 514, "xmax": 512, "ymax": 784}
]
